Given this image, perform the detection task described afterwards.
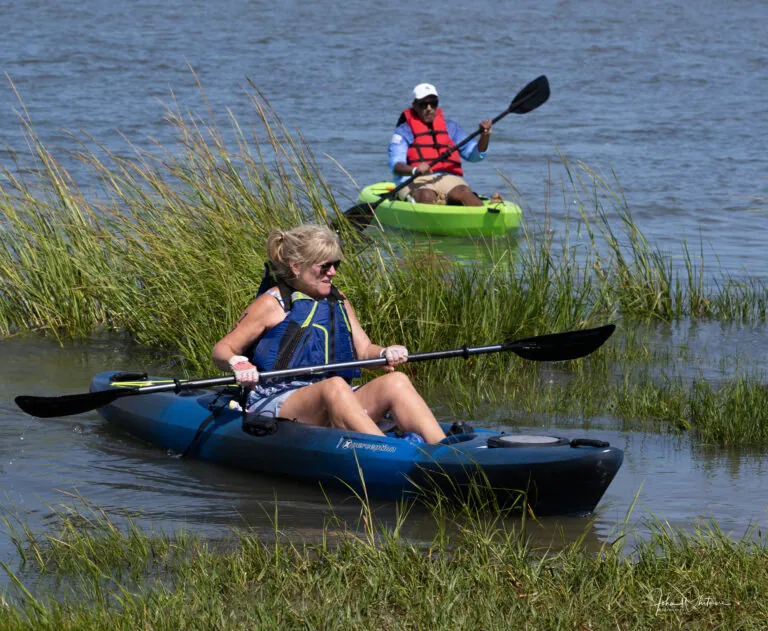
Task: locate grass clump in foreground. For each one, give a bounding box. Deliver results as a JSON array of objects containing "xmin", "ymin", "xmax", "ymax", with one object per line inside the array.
[{"xmin": 1, "ymin": 497, "xmax": 766, "ymax": 629}]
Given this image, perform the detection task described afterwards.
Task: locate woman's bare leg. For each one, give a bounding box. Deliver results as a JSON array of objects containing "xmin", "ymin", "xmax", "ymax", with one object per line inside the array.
[
  {"xmin": 354, "ymin": 372, "xmax": 446, "ymax": 444},
  {"xmin": 278, "ymin": 377, "xmax": 385, "ymax": 436}
]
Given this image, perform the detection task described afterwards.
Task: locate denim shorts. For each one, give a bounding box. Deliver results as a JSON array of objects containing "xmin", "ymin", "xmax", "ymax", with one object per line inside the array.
[
  {"xmin": 244, "ymin": 379, "xmax": 361, "ymax": 421},
  {"xmin": 244, "ymin": 379, "xmax": 315, "ymax": 418}
]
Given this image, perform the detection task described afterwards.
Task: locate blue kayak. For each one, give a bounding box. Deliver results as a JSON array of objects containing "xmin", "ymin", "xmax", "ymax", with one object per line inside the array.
[{"xmin": 90, "ymin": 371, "xmax": 623, "ymax": 516}]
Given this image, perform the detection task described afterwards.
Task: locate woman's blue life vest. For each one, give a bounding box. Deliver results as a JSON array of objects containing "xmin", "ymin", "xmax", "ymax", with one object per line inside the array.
[{"xmin": 247, "ymin": 263, "xmax": 361, "ymax": 384}]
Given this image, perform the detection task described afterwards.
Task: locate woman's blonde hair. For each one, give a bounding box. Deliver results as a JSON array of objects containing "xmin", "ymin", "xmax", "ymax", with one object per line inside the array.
[{"xmin": 266, "ymin": 224, "xmax": 341, "ymax": 281}]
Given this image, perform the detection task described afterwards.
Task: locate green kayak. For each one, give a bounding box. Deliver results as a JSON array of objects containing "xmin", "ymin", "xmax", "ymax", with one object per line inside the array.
[{"xmin": 357, "ymin": 182, "xmax": 522, "ymax": 237}]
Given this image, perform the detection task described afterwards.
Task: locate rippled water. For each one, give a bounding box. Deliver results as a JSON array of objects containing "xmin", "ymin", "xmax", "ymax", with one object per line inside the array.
[{"xmin": 1, "ymin": 0, "xmax": 767, "ymax": 588}]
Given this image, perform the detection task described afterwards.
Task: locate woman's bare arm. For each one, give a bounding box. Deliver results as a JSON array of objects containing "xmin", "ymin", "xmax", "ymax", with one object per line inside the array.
[{"xmin": 212, "ymin": 293, "xmax": 285, "ymax": 370}]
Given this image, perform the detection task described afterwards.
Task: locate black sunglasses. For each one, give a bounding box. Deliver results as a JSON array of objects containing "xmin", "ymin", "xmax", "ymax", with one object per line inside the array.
[
  {"xmin": 316, "ymin": 259, "xmax": 341, "ymax": 273},
  {"xmin": 415, "ymin": 99, "xmax": 439, "ymax": 110}
]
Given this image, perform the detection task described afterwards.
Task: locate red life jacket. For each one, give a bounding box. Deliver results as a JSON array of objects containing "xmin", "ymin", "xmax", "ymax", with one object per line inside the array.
[{"xmin": 403, "ymin": 108, "xmax": 463, "ymax": 176}]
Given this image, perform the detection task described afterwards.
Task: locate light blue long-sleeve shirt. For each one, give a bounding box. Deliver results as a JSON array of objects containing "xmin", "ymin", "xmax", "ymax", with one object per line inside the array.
[{"xmin": 388, "ymin": 118, "xmax": 487, "ymax": 184}]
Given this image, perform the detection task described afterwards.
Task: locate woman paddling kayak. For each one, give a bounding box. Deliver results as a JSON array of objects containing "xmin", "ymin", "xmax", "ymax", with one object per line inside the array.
[{"xmin": 211, "ymin": 224, "xmax": 447, "ymax": 444}]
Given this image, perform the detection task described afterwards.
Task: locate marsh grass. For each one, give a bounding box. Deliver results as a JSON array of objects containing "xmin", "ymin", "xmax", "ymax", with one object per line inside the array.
[
  {"xmin": 2, "ymin": 82, "xmax": 767, "ymax": 350},
  {"xmin": 2, "ymin": 80, "xmax": 768, "ymax": 444},
  {"xmin": 546, "ymin": 156, "xmax": 768, "ymax": 324},
  {"xmin": 423, "ymin": 360, "xmax": 768, "ymax": 446},
  {"xmin": 1, "ymin": 497, "xmax": 766, "ymax": 629}
]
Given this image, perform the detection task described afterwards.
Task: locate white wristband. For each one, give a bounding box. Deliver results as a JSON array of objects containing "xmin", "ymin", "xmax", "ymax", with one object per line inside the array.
[
  {"xmin": 228, "ymin": 355, "xmax": 250, "ymax": 369},
  {"xmin": 411, "ymin": 167, "xmax": 418, "ymax": 176},
  {"xmin": 379, "ymin": 348, "xmax": 387, "ymax": 358}
]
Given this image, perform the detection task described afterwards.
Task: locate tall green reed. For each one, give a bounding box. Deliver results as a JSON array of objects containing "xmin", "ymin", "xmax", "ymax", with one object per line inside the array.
[{"xmin": 561, "ymin": 156, "xmax": 768, "ymax": 322}]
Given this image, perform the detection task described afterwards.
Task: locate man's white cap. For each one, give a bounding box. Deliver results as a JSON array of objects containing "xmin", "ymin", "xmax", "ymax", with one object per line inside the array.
[{"xmin": 412, "ymin": 83, "xmax": 439, "ymax": 101}]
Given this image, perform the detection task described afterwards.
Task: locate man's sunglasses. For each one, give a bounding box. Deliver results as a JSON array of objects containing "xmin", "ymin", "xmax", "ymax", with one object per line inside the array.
[
  {"xmin": 316, "ymin": 259, "xmax": 341, "ymax": 273},
  {"xmin": 415, "ymin": 99, "xmax": 439, "ymax": 110}
]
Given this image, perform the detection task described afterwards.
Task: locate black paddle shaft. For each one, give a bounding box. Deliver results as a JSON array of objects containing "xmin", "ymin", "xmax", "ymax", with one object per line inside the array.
[
  {"xmin": 350, "ymin": 75, "xmax": 550, "ymax": 215},
  {"xmin": 14, "ymin": 324, "xmax": 613, "ymax": 419}
]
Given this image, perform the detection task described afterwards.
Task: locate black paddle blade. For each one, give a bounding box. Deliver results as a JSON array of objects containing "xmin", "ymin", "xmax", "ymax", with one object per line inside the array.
[
  {"xmin": 508, "ymin": 75, "xmax": 550, "ymax": 114},
  {"xmin": 341, "ymin": 202, "xmax": 376, "ymax": 229},
  {"xmin": 505, "ymin": 324, "xmax": 615, "ymax": 362},
  {"xmin": 15, "ymin": 388, "xmax": 129, "ymax": 419}
]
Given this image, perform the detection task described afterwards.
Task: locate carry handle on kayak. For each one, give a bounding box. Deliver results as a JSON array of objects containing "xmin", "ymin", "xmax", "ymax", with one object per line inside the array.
[
  {"xmin": 14, "ymin": 324, "xmax": 613, "ymax": 419},
  {"xmin": 341, "ymin": 75, "xmax": 550, "ymax": 227}
]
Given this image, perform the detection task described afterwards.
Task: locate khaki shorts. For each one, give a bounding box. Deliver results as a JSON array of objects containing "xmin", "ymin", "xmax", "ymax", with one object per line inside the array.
[{"xmin": 397, "ymin": 173, "xmax": 469, "ymax": 202}]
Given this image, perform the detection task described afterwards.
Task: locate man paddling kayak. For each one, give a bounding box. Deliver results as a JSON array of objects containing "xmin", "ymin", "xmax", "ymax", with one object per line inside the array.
[
  {"xmin": 212, "ymin": 224, "xmax": 447, "ymax": 444},
  {"xmin": 388, "ymin": 82, "xmax": 493, "ymax": 206}
]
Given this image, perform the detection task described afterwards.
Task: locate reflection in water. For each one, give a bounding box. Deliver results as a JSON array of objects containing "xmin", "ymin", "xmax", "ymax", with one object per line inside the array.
[{"xmin": 366, "ymin": 227, "xmax": 521, "ymax": 266}]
